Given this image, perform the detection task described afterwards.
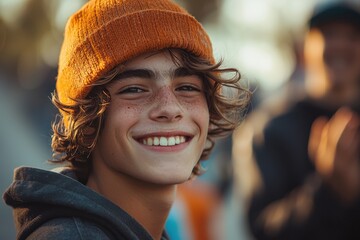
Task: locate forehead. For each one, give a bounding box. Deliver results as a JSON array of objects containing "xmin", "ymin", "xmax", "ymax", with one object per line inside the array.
[
  {"xmin": 319, "ymin": 20, "xmax": 360, "ymax": 34},
  {"xmin": 124, "ymin": 50, "xmax": 182, "ymax": 71}
]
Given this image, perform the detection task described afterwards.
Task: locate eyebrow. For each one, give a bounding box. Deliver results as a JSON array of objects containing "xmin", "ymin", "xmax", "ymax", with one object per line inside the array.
[
  {"xmin": 114, "ymin": 69, "xmax": 155, "ymax": 80},
  {"xmin": 114, "ymin": 67, "xmax": 196, "ymax": 81},
  {"xmin": 173, "ymin": 67, "xmax": 197, "ymax": 78}
]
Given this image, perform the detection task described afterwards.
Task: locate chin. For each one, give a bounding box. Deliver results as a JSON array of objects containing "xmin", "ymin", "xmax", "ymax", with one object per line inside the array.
[{"xmin": 150, "ymin": 171, "xmax": 193, "ymax": 185}]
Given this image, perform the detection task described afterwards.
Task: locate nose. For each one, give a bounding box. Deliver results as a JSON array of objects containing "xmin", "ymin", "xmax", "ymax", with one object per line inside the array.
[{"xmin": 149, "ymin": 86, "xmax": 183, "ymax": 122}]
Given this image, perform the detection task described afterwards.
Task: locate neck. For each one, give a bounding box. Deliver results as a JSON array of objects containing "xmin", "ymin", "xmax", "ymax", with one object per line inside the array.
[
  {"xmin": 305, "ymin": 74, "xmax": 360, "ymax": 110},
  {"xmin": 307, "ymin": 86, "xmax": 360, "ymax": 111},
  {"xmin": 86, "ymin": 164, "xmax": 176, "ymax": 240}
]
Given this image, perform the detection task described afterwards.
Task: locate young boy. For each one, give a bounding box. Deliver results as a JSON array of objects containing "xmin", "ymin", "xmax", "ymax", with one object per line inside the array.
[{"xmin": 4, "ymin": 0, "xmax": 250, "ymax": 239}]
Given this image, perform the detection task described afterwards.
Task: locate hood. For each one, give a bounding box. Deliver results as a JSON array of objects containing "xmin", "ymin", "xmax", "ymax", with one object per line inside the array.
[{"xmin": 3, "ymin": 167, "xmax": 154, "ymax": 240}]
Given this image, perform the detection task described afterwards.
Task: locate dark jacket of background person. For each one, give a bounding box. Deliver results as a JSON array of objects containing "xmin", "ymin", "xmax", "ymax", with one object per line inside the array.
[
  {"xmin": 3, "ymin": 167, "xmax": 169, "ymax": 240},
  {"xmin": 232, "ymin": 2, "xmax": 360, "ymax": 240},
  {"xmin": 237, "ymin": 98, "xmax": 360, "ymax": 240}
]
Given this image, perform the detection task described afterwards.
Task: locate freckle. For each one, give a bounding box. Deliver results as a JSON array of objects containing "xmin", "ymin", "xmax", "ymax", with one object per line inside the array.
[{"xmin": 127, "ymin": 107, "xmax": 130, "ymax": 109}]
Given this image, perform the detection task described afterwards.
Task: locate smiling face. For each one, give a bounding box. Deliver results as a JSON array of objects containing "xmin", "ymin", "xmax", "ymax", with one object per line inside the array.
[{"xmin": 90, "ymin": 50, "xmax": 209, "ymax": 185}]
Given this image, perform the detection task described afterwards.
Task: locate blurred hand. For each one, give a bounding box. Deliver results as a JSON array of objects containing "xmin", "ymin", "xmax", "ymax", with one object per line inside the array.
[{"xmin": 309, "ymin": 108, "xmax": 360, "ymax": 204}]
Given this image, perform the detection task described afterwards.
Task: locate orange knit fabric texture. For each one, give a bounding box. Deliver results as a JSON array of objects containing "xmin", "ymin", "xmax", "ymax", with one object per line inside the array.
[{"xmin": 56, "ymin": 0, "xmax": 214, "ymax": 108}]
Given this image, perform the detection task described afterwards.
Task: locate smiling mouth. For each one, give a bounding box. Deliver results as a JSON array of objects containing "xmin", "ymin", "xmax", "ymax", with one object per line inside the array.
[{"xmin": 138, "ymin": 136, "xmax": 188, "ymax": 146}]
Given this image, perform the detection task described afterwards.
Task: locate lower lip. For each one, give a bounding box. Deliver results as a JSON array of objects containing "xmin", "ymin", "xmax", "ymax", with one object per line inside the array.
[{"xmin": 137, "ymin": 140, "xmax": 191, "ymax": 152}]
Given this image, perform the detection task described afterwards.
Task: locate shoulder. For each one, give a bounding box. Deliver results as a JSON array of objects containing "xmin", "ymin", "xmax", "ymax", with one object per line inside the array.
[
  {"xmin": 262, "ymin": 100, "xmax": 311, "ymax": 139},
  {"xmin": 238, "ymin": 100, "xmax": 300, "ymax": 145},
  {"xmin": 27, "ymin": 217, "xmax": 112, "ymax": 240}
]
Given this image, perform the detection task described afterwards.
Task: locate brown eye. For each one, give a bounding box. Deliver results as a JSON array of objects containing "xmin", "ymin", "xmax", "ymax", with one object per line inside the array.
[
  {"xmin": 118, "ymin": 87, "xmax": 146, "ymax": 94},
  {"xmin": 176, "ymin": 85, "xmax": 200, "ymax": 92}
]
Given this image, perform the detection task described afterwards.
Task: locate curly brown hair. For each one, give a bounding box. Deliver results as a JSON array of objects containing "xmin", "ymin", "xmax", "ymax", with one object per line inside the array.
[{"xmin": 51, "ymin": 49, "xmax": 251, "ymax": 182}]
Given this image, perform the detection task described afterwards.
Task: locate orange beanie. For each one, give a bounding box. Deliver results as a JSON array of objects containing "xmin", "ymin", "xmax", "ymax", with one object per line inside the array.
[{"xmin": 56, "ymin": 0, "xmax": 214, "ymax": 107}]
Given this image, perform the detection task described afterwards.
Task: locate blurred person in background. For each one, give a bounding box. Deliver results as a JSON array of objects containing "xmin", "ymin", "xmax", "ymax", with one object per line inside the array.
[
  {"xmin": 2, "ymin": 0, "xmax": 250, "ymax": 239},
  {"xmin": 233, "ymin": 1, "xmax": 360, "ymax": 240}
]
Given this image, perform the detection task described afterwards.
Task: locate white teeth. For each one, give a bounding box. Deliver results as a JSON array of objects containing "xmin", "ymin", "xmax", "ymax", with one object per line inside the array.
[
  {"xmin": 160, "ymin": 137, "xmax": 167, "ymax": 146},
  {"xmin": 141, "ymin": 136, "xmax": 187, "ymax": 146},
  {"xmin": 153, "ymin": 137, "xmax": 160, "ymax": 146},
  {"xmin": 168, "ymin": 137, "xmax": 176, "ymax": 146}
]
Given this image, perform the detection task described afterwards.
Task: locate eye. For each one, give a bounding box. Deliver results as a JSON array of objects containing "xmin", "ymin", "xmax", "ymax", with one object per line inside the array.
[
  {"xmin": 176, "ymin": 85, "xmax": 201, "ymax": 92},
  {"xmin": 118, "ymin": 86, "xmax": 146, "ymax": 94}
]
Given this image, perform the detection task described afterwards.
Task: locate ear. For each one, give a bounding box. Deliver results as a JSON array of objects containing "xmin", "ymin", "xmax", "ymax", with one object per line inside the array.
[{"xmin": 81, "ymin": 126, "xmax": 98, "ymax": 147}]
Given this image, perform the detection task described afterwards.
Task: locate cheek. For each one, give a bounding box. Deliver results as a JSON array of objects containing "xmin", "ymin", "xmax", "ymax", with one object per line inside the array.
[
  {"xmin": 182, "ymin": 97, "xmax": 209, "ymax": 130},
  {"xmin": 107, "ymin": 101, "xmax": 145, "ymax": 123},
  {"xmin": 101, "ymin": 102, "xmax": 147, "ymax": 143}
]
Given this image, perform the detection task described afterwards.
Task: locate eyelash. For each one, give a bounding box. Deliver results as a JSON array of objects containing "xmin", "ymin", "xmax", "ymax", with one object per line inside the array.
[
  {"xmin": 117, "ymin": 84, "xmax": 201, "ymax": 94},
  {"xmin": 176, "ymin": 85, "xmax": 201, "ymax": 92},
  {"xmin": 118, "ymin": 87, "xmax": 146, "ymax": 94}
]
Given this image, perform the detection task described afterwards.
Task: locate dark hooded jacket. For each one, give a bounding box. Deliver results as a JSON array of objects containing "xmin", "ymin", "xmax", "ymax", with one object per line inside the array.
[
  {"xmin": 246, "ymin": 99, "xmax": 360, "ymax": 240},
  {"xmin": 3, "ymin": 167, "xmax": 169, "ymax": 240}
]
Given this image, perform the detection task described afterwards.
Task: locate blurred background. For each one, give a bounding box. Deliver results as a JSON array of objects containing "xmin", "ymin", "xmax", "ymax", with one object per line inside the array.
[{"xmin": 0, "ymin": 0, "xmax": 353, "ymax": 239}]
